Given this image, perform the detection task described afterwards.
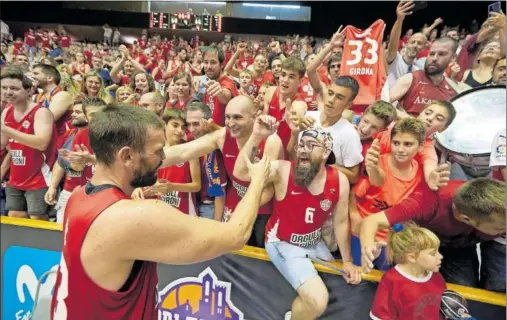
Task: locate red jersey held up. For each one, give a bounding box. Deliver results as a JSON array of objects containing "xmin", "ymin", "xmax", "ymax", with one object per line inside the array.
[
  {"xmin": 222, "ymin": 129, "xmax": 272, "ymax": 221},
  {"xmin": 5, "ymin": 104, "xmax": 56, "ymax": 190},
  {"xmin": 266, "ymin": 163, "xmax": 340, "ymax": 247},
  {"xmin": 205, "ymin": 76, "xmax": 238, "ymax": 126},
  {"xmin": 51, "ymin": 185, "xmax": 159, "ymax": 320},
  {"xmin": 401, "ymin": 70, "xmax": 456, "ymax": 116},
  {"xmin": 371, "ymin": 266, "xmax": 446, "ymax": 320},
  {"xmin": 156, "ymin": 162, "xmax": 198, "ymax": 216},
  {"xmin": 340, "ymin": 20, "xmax": 387, "ymax": 106}
]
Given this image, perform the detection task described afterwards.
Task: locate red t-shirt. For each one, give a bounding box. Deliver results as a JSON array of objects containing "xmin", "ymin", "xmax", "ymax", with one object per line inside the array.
[
  {"xmin": 221, "ymin": 129, "xmax": 272, "ymax": 220},
  {"xmin": 265, "ymin": 163, "xmax": 340, "ymax": 246},
  {"xmin": 5, "ymin": 104, "xmax": 56, "ymax": 190},
  {"xmin": 24, "ymin": 32, "xmax": 36, "ymax": 47},
  {"xmin": 83, "ymin": 50, "xmax": 93, "ymax": 65},
  {"xmin": 138, "ymin": 38, "xmax": 147, "ymax": 49},
  {"xmin": 385, "ymin": 180, "xmax": 500, "ymax": 247},
  {"xmin": 371, "ymin": 266, "xmax": 446, "ymax": 320},
  {"xmin": 71, "ymin": 128, "xmax": 94, "ymax": 185},
  {"xmin": 41, "ymin": 36, "xmax": 51, "ymax": 49},
  {"xmin": 156, "ymin": 161, "xmax": 197, "ymax": 215},
  {"xmin": 204, "ymin": 76, "xmax": 239, "ymax": 126},
  {"xmin": 51, "ymin": 185, "xmax": 158, "ymax": 320},
  {"xmin": 60, "ymin": 35, "xmax": 71, "ymax": 48},
  {"xmin": 252, "ymin": 71, "xmax": 275, "ymax": 95},
  {"xmin": 237, "ymin": 57, "xmax": 254, "ymax": 70}
]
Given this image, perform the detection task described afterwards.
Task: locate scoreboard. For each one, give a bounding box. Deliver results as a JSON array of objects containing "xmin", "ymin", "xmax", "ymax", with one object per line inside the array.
[{"xmin": 149, "ymin": 12, "xmax": 222, "ymax": 32}]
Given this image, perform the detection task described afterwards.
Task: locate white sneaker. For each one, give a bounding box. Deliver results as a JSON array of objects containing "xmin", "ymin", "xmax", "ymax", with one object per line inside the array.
[{"xmin": 284, "ymin": 311, "xmax": 292, "ymax": 320}]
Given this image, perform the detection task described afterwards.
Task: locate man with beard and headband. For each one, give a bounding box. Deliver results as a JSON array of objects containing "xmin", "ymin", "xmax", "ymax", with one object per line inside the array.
[
  {"xmin": 45, "ymin": 99, "xmax": 105, "ymax": 223},
  {"xmin": 51, "ymin": 105, "xmax": 272, "ymax": 320},
  {"xmin": 202, "ymin": 45, "xmax": 238, "ymax": 126},
  {"xmin": 233, "ymin": 121, "xmax": 361, "ymax": 320},
  {"xmin": 157, "ymin": 95, "xmax": 282, "ymax": 247},
  {"xmin": 32, "ymin": 64, "xmax": 74, "ymax": 150},
  {"xmin": 386, "ymin": 1, "xmax": 427, "ymax": 87},
  {"xmin": 389, "ymin": 37, "xmax": 458, "ymax": 118}
]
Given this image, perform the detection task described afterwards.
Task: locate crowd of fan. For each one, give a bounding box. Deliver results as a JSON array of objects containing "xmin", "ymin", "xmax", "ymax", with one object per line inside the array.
[{"xmin": 0, "ymin": 2, "xmax": 506, "ymax": 318}]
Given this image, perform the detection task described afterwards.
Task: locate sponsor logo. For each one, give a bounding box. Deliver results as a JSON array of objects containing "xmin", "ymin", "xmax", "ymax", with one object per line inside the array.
[
  {"xmin": 232, "ymin": 181, "xmax": 247, "ymax": 198},
  {"xmin": 290, "ymin": 229, "xmax": 321, "ymax": 247},
  {"xmin": 2, "ymin": 246, "xmax": 61, "ymax": 320},
  {"xmin": 11, "ymin": 149, "xmax": 26, "ymax": 166},
  {"xmin": 320, "ymin": 199, "xmax": 332, "ymax": 211},
  {"xmin": 349, "ymin": 67, "xmax": 373, "ymax": 76},
  {"xmin": 225, "ymin": 154, "xmax": 236, "ymax": 158},
  {"xmin": 158, "ymin": 267, "xmax": 244, "ymax": 320},
  {"xmin": 161, "ymin": 191, "xmax": 181, "ymax": 208},
  {"xmin": 291, "ymin": 191, "xmax": 303, "ymax": 195}
]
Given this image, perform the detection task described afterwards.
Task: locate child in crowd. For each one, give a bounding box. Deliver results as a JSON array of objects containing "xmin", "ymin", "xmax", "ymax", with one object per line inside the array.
[{"xmin": 370, "ymin": 223, "xmax": 446, "ymax": 320}]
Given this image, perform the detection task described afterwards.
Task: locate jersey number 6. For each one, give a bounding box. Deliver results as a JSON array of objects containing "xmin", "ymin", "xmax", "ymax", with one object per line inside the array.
[{"xmin": 305, "ymin": 207, "xmax": 315, "ymax": 224}]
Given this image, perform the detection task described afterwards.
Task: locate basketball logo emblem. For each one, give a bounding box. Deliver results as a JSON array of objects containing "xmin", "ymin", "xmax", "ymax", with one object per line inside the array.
[{"xmin": 320, "ymin": 199, "xmax": 332, "ymax": 211}]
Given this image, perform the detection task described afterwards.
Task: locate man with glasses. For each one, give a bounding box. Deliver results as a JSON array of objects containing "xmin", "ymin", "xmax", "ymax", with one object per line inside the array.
[{"xmin": 233, "ymin": 118, "xmax": 360, "ymax": 320}]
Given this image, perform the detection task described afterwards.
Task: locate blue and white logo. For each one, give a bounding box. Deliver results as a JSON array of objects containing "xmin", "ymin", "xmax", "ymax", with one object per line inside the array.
[{"xmin": 2, "ymin": 246, "xmax": 61, "ymax": 320}]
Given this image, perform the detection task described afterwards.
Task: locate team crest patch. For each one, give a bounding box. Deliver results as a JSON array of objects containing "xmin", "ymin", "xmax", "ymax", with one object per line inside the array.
[
  {"xmin": 496, "ymin": 143, "xmax": 506, "ymax": 160},
  {"xmin": 158, "ymin": 267, "xmax": 244, "ymax": 320},
  {"xmin": 22, "ymin": 120, "xmax": 30, "ymax": 129},
  {"xmin": 320, "ymin": 199, "xmax": 332, "ymax": 211}
]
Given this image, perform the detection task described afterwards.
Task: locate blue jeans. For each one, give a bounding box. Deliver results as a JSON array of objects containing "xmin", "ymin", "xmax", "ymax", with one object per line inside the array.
[
  {"xmin": 351, "ymin": 235, "xmax": 390, "ymax": 270},
  {"xmin": 480, "ymin": 240, "xmax": 506, "ymax": 292},
  {"xmin": 440, "ymin": 245, "xmax": 480, "ymax": 287},
  {"xmin": 198, "ymin": 202, "xmax": 215, "ymax": 220}
]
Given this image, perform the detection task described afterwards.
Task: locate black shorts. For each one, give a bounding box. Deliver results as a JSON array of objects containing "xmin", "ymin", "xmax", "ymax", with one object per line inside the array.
[{"xmin": 5, "ymin": 185, "xmax": 48, "ymax": 216}]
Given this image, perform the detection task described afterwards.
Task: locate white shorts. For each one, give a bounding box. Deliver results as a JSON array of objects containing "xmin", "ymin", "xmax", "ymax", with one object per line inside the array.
[{"xmin": 266, "ymin": 240, "xmax": 333, "ymax": 290}]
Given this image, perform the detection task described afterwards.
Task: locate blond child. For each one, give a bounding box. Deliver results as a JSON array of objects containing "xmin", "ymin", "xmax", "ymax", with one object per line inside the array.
[{"xmin": 370, "ymin": 223, "xmax": 446, "ymax": 320}]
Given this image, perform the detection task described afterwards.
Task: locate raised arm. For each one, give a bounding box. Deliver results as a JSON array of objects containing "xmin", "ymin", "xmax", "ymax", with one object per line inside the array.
[
  {"xmin": 387, "ymin": 1, "xmax": 415, "ymax": 64},
  {"xmin": 307, "ymin": 27, "xmax": 344, "ymax": 97},
  {"xmin": 224, "ymin": 43, "xmax": 245, "ymax": 78},
  {"xmin": 110, "ymin": 54, "xmax": 127, "ymax": 84},
  {"xmin": 96, "ymin": 157, "xmax": 271, "ymax": 265},
  {"xmin": 1, "ymin": 107, "xmax": 53, "ymax": 151},
  {"xmin": 162, "ymin": 127, "xmax": 225, "ymax": 168},
  {"xmin": 234, "ymin": 116, "xmax": 281, "ymax": 182},
  {"xmin": 422, "ymin": 17, "xmax": 443, "ymax": 37}
]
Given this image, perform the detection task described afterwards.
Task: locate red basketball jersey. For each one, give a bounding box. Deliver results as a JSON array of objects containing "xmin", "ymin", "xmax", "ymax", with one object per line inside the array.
[
  {"xmin": 252, "ymin": 71, "xmax": 275, "ymax": 95},
  {"xmin": 51, "ymin": 185, "xmax": 159, "ymax": 320},
  {"xmin": 222, "ymin": 129, "xmax": 272, "ymax": 220},
  {"xmin": 267, "ymin": 87, "xmax": 306, "ymax": 122},
  {"xmin": 265, "ymin": 163, "xmax": 340, "ymax": 247},
  {"xmin": 5, "ymin": 104, "xmax": 56, "ymax": 190},
  {"xmin": 156, "ymin": 161, "xmax": 197, "ymax": 215},
  {"xmin": 340, "ymin": 19, "xmax": 387, "ymax": 106},
  {"xmin": 371, "ymin": 266, "xmax": 446, "ymax": 320},
  {"xmin": 401, "ymin": 70, "xmax": 456, "ymax": 116},
  {"xmin": 34, "ymin": 88, "xmax": 72, "ymax": 149}
]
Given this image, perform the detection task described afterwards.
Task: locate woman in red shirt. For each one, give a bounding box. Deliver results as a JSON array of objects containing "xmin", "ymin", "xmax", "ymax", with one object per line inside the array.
[
  {"xmin": 132, "ymin": 108, "xmax": 201, "ymax": 215},
  {"xmin": 189, "ymin": 49, "xmax": 204, "ymax": 76}
]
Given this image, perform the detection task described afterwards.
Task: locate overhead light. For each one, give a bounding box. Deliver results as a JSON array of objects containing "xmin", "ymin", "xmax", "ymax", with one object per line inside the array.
[
  {"xmin": 242, "ymin": 3, "xmax": 301, "ymax": 9},
  {"xmin": 186, "ymin": 1, "xmax": 227, "ymax": 4}
]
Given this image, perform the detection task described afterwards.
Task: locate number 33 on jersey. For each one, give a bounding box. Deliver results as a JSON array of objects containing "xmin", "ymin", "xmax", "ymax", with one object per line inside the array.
[{"xmin": 340, "ymin": 19, "xmax": 387, "ymax": 106}]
